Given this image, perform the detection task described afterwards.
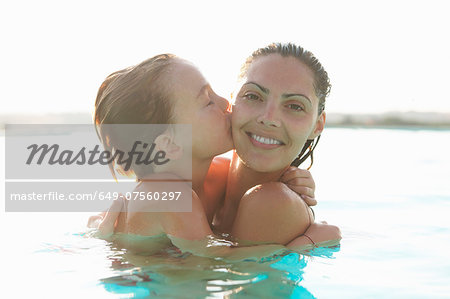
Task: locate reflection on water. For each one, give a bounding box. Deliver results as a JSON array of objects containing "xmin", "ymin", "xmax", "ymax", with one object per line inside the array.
[
  {"xmin": 3, "ymin": 128, "xmax": 450, "ymax": 298},
  {"xmin": 97, "ymin": 240, "xmax": 339, "ymax": 298}
]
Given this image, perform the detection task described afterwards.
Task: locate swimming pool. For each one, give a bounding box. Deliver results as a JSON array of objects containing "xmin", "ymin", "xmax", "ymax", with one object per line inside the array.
[{"xmin": 2, "ymin": 127, "xmax": 450, "ymax": 298}]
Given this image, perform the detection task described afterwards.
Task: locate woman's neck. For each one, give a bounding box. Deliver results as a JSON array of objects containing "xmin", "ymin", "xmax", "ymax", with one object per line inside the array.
[{"xmin": 226, "ymin": 151, "xmax": 287, "ymax": 203}]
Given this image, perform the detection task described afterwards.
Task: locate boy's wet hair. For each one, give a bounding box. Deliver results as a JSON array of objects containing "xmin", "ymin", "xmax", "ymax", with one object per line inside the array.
[{"xmin": 94, "ymin": 54, "xmax": 177, "ymax": 179}]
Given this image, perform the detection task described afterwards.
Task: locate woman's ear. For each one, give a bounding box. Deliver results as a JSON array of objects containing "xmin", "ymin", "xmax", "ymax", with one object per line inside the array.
[
  {"xmin": 308, "ymin": 112, "xmax": 326, "ymax": 139},
  {"xmin": 154, "ymin": 133, "xmax": 183, "ymax": 160}
]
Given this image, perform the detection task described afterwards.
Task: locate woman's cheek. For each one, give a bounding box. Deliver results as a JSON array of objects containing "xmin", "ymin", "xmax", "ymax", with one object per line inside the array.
[{"xmin": 231, "ymin": 104, "xmax": 250, "ymax": 126}]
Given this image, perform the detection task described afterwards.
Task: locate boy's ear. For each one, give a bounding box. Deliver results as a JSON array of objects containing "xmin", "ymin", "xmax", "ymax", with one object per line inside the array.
[
  {"xmin": 308, "ymin": 112, "xmax": 326, "ymax": 139},
  {"xmin": 154, "ymin": 133, "xmax": 183, "ymax": 160}
]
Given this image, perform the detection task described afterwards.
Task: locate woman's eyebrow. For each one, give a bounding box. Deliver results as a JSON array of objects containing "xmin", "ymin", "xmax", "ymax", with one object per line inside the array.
[
  {"xmin": 245, "ymin": 82, "xmax": 312, "ymax": 105},
  {"xmin": 244, "ymin": 82, "xmax": 269, "ymax": 94},
  {"xmin": 283, "ymin": 93, "xmax": 312, "ymax": 105}
]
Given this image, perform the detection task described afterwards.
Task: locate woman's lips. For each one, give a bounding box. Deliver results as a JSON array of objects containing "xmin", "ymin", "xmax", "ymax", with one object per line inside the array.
[{"xmin": 246, "ymin": 132, "xmax": 284, "ymax": 149}]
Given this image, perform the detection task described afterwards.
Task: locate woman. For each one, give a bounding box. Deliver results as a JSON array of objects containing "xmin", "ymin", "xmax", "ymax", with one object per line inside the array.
[{"xmin": 209, "ymin": 43, "xmax": 340, "ymax": 248}]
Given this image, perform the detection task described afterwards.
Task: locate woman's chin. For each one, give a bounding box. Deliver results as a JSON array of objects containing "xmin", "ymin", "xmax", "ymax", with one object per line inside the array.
[{"xmin": 240, "ymin": 158, "xmax": 283, "ymax": 173}]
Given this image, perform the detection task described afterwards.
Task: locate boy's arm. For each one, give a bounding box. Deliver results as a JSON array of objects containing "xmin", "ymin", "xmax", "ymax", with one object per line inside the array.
[
  {"xmin": 280, "ymin": 166, "xmax": 317, "ymax": 206},
  {"xmin": 87, "ymin": 194, "xmax": 126, "ymax": 237}
]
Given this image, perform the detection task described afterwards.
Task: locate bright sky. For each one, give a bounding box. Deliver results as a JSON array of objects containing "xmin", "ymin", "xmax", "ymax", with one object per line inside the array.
[{"xmin": 1, "ymin": 0, "xmax": 449, "ymax": 114}]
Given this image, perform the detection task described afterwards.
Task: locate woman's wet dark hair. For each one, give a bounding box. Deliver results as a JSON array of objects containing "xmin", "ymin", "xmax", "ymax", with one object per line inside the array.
[{"xmin": 240, "ymin": 43, "xmax": 331, "ymax": 169}]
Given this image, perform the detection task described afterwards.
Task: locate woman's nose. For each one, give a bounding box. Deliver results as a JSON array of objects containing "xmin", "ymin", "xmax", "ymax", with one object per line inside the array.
[{"xmin": 256, "ymin": 103, "xmax": 281, "ymax": 127}]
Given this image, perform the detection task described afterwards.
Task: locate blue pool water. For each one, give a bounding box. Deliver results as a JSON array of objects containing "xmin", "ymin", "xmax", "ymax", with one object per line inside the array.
[{"xmin": 2, "ymin": 127, "xmax": 450, "ymax": 298}]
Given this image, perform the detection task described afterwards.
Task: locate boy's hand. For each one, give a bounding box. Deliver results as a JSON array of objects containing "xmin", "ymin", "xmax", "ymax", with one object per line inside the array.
[
  {"xmin": 87, "ymin": 194, "xmax": 126, "ymax": 238},
  {"xmin": 280, "ymin": 166, "xmax": 317, "ymax": 206}
]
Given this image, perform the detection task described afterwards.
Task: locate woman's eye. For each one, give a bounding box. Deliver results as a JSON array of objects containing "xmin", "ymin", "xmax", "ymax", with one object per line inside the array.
[
  {"xmin": 207, "ymin": 100, "xmax": 214, "ymax": 106},
  {"xmin": 243, "ymin": 93, "xmax": 260, "ymax": 101},
  {"xmin": 287, "ymin": 103, "xmax": 303, "ymax": 111}
]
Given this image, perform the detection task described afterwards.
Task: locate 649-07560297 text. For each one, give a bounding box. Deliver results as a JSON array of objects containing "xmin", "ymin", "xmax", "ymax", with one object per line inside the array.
[{"xmin": 9, "ymin": 191, "xmax": 182, "ymax": 201}]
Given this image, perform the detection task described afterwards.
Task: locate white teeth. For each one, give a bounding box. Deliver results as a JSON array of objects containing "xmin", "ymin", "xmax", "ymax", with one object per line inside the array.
[{"xmin": 251, "ymin": 134, "xmax": 282, "ymax": 145}]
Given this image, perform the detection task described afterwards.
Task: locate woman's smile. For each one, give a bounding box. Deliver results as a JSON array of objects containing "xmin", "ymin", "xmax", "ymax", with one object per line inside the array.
[{"xmin": 246, "ymin": 131, "xmax": 284, "ymax": 149}]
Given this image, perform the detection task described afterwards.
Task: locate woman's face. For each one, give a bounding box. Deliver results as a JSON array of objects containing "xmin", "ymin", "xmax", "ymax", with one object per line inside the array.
[
  {"xmin": 170, "ymin": 60, "xmax": 233, "ymax": 159},
  {"xmin": 232, "ymin": 54, "xmax": 325, "ymax": 172}
]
